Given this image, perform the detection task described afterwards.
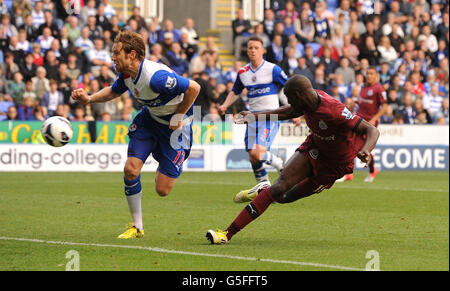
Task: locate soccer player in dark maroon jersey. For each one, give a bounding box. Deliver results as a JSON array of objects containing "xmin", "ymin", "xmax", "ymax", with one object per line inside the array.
[
  {"xmin": 339, "ymin": 67, "xmax": 387, "ymax": 183},
  {"xmin": 206, "ymin": 75, "xmax": 380, "ymax": 244}
]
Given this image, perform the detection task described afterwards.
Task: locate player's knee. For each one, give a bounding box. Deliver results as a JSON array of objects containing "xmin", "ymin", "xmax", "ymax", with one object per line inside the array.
[
  {"xmin": 123, "ymin": 164, "xmax": 140, "ymax": 181},
  {"xmin": 270, "ymin": 177, "xmax": 291, "ymax": 199},
  {"xmin": 248, "ymin": 151, "xmax": 261, "ymax": 165},
  {"xmin": 155, "ymin": 185, "xmax": 171, "ymax": 197}
]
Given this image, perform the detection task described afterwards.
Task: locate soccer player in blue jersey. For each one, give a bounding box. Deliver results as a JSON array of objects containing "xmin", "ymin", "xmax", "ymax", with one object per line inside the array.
[
  {"xmin": 220, "ymin": 36, "xmax": 291, "ymax": 194},
  {"xmin": 72, "ymin": 31, "xmax": 200, "ymax": 239}
]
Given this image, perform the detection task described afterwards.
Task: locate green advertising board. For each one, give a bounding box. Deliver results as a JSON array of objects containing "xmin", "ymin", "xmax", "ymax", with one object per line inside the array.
[{"xmin": 0, "ymin": 121, "xmax": 232, "ymax": 145}]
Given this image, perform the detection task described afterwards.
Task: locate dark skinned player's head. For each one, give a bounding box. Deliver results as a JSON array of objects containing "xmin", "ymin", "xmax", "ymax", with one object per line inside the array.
[{"xmin": 283, "ymin": 75, "xmax": 318, "ymax": 114}]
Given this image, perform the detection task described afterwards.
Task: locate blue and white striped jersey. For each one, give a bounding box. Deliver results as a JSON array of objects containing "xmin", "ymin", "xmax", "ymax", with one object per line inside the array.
[
  {"xmin": 232, "ymin": 60, "xmax": 288, "ymax": 112},
  {"xmin": 111, "ymin": 59, "xmax": 191, "ymax": 125}
]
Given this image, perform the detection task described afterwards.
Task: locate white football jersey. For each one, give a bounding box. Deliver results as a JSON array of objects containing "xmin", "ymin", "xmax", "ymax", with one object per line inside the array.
[
  {"xmin": 111, "ymin": 60, "xmax": 191, "ymax": 124},
  {"xmin": 232, "ymin": 60, "xmax": 288, "ymax": 112}
]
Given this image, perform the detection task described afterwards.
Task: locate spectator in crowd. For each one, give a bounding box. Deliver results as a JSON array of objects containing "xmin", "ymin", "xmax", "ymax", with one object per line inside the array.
[
  {"xmin": 38, "ymin": 10, "xmax": 59, "ymax": 38},
  {"xmin": 377, "ymin": 36, "xmax": 398, "ymax": 66},
  {"xmin": 80, "ymin": 0, "xmax": 97, "ymax": 26},
  {"xmin": 423, "ymin": 84, "xmax": 445, "ymax": 122},
  {"xmin": 20, "ymin": 14, "xmax": 38, "ymax": 42},
  {"xmin": 312, "ymin": 67, "xmax": 329, "ymax": 92},
  {"xmin": 36, "ymin": 27, "xmax": 54, "ymax": 54},
  {"xmin": 398, "ymin": 92, "xmax": 417, "ymax": 124},
  {"xmin": 166, "ymin": 42, "xmax": 189, "ymax": 76},
  {"xmin": 31, "ymin": 66, "xmax": 49, "ymax": 100},
  {"xmin": 380, "ymin": 104, "xmax": 395, "ymax": 124},
  {"xmin": 294, "ymin": 6, "xmax": 315, "ymax": 44},
  {"xmin": 304, "ymin": 44, "xmax": 320, "ymax": 68},
  {"xmin": 180, "ymin": 17, "xmax": 199, "ymax": 46},
  {"xmin": 198, "ymin": 36, "xmax": 219, "ymax": 63},
  {"xmin": 8, "ymin": 71, "xmax": 25, "ymax": 104},
  {"xmin": 149, "ymin": 42, "xmax": 170, "ymax": 67},
  {"xmin": 265, "ymin": 34, "xmax": 284, "ymax": 65},
  {"xmin": 22, "ymin": 79, "xmax": 37, "ymax": 102},
  {"xmin": 74, "ymin": 26, "xmax": 95, "ymax": 55},
  {"xmin": 88, "ymin": 38, "xmax": 113, "ymax": 76},
  {"xmin": 232, "ymin": 8, "xmax": 253, "ymax": 58},
  {"xmin": 102, "ymin": 0, "xmax": 116, "ymax": 20},
  {"xmin": 225, "ymin": 60, "xmax": 243, "ymax": 84},
  {"xmin": 64, "ymin": 15, "xmax": 81, "ymax": 43},
  {"xmin": 43, "ymin": 50, "xmax": 59, "ymax": 80},
  {"xmin": 6, "ymin": 104, "xmax": 19, "ymax": 120},
  {"xmin": 19, "ymin": 53, "xmax": 37, "ymax": 82},
  {"xmin": 293, "ymin": 56, "xmax": 314, "ymax": 81},
  {"xmin": 359, "ymin": 35, "xmax": 380, "ymax": 65},
  {"xmin": 0, "ymin": 93, "xmax": 15, "ymax": 121},
  {"xmin": 41, "ymin": 79, "xmax": 64, "ymax": 116},
  {"xmin": 262, "ymin": 8, "xmax": 276, "ymax": 40},
  {"xmin": 414, "ymin": 98, "xmax": 433, "ymax": 124},
  {"xmin": 4, "ymin": 52, "xmax": 19, "ymax": 80},
  {"xmin": 72, "ymin": 104, "xmax": 87, "ymax": 122},
  {"xmin": 335, "ymin": 57, "xmax": 355, "ymax": 86},
  {"xmin": 281, "ymin": 47, "xmax": 298, "ymax": 76},
  {"xmin": 205, "ymin": 54, "xmax": 225, "ymax": 86},
  {"xmin": 17, "ymin": 96, "xmax": 36, "ymax": 120},
  {"xmin": 1, "ymin": 13, "xmax": 18, "ymax": 40}
]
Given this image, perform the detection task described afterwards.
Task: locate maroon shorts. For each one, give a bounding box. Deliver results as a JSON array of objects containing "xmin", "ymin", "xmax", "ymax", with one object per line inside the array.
[{"xmin": 296, "ymin": 139, "xmax": 355, "ymax": 193}]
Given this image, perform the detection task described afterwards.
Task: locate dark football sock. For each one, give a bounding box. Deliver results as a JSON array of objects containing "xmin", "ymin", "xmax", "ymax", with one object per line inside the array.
[
  {"xmin": 226, "ymin": 187, "xmax": 275, "ymax": 240},
  {"xmin": 369, "ymin": 154, "xmax": 375, "ymax": 173}
]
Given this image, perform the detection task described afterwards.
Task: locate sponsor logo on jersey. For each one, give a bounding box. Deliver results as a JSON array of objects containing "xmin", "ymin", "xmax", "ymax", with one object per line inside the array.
[
  {"xmin": 360, "ymin": 98, "xmax": 374, "ymax": 104},
  {"xmin": 136, "ymin": 98, "xmax": 162, "ymax": 107},
  {"xmin": 312, "ymin": 131, "xmax": 335, "ymax": 141},
  {"xmin": 165, "ymin": 76, "xmax": 177, "ymax": 89},
  {"xmin": 247, "ymin": 87, "xmax": 271, "ymax": 97},
  {"xmin": 318, "ymin": 120, "xmax": 328, "ymax": 130}
]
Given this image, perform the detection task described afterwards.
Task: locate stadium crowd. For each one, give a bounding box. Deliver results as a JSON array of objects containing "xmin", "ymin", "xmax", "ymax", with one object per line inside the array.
[{"xmin": 0, "ymin": 0, "xmax": 448, "ymax": 125}]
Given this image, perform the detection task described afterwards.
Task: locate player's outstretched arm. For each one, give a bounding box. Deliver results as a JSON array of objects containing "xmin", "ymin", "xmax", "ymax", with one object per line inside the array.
[
  {"xmin": 71, "ymin": 86, "xmax": 120, "ymax": 105},
  {"xmin": 354, "ymin": 118, "xmax": 380, "ymax": 167},
  {"xmin": 237, "ymin": 105, "xmax": 302, "ymax": 123}
]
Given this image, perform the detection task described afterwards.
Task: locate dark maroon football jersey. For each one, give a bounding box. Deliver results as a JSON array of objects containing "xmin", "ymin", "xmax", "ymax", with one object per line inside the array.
[
  {"xmin": 357, "ymin": 83, "xmax": 387, "ymax": 122},
  {"xmin": 302, "ymin": 90, "xmax": 366, "ymax": 164}
]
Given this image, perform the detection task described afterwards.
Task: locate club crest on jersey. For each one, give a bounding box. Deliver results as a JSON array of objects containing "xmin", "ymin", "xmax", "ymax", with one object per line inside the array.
[
  {"xmin": 252, "ymin": 75, "xmax": 257, "ymax": 83},
  {"xmin": 134, "ymin": 88, "xmax": 139, "ymax": 96},
  {"xmin": 318, "ymin": 120, "xmax": 328, "ymax": 130},
  {"xmin": 165, "ymin": 76, "xmax": 177, "ymax": 89},
  {"xmin": 129, "ymin": 123, "xmax": 137, "ymax": 132},
  {"xmin": 368, "ymin": 89, "xmax": 373, "ymax": 96},
  {"xmin": 309, "ymin": 149, "xmax": 319, "ymax": 160}
]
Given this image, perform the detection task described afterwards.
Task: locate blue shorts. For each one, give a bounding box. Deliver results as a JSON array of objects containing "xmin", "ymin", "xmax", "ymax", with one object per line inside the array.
[
  {"xmin": 245, "ymin": 120, "xmax": 280, "ymax": 151},
  {"xmin": 127, "ymin": 107, "xmax": 193, "ymax": 178}
]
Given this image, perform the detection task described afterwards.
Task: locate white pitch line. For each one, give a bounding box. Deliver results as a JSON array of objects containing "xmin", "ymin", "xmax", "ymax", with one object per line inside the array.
[
  {"xmin": 176, "ymin": 180, "xmax": 448, "ymax": 193},
  {"xmin": 0, "ymin": 236, "xmax": 364, "ymax": 271}
]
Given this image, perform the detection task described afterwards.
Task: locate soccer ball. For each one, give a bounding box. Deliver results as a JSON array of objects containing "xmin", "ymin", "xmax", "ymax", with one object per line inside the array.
[{"xmin": 41, "ymin": 116, "xmax": 73, "ymax": 147}]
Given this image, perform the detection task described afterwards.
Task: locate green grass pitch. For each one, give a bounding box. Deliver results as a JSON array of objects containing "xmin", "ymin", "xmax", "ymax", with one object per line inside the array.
[{"xmin": 0, "ymin": 171, "xmax": 448, "ymax": 271}]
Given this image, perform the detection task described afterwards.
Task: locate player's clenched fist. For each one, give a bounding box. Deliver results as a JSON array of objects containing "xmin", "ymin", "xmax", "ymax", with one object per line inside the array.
[{"xmin": 71, "ymin": 88, "xmax": 91, "ymax": 105}]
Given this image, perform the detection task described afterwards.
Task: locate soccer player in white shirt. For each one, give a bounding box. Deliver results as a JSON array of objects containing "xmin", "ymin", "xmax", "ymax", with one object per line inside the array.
[
  {"xmin": 220, "ymin": 36, "xmax": 288, "ymax": 187},
  {"xmin": 72, "ymin": 31, "xmax": 200, "ymax": 239}
]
